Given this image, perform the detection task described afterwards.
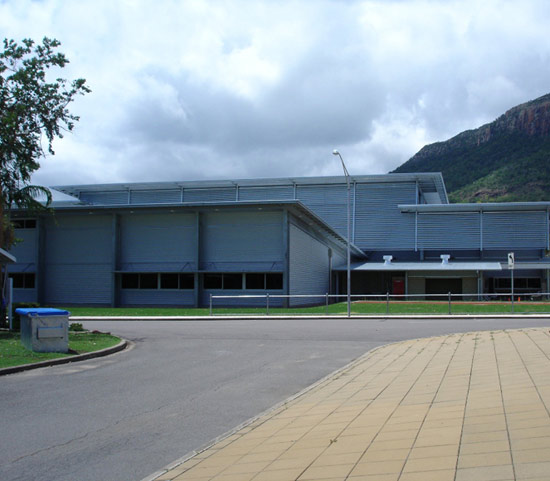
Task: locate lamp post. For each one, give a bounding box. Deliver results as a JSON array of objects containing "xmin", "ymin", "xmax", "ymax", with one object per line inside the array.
[{"xmin": 332, "ymin": 150, "xmax": 351, "ymax": 317}]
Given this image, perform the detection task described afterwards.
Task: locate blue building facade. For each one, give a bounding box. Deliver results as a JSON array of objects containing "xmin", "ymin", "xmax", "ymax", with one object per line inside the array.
[{"xmin": 8, "ymin": 173, "xmax": 550, "ymax": 306}]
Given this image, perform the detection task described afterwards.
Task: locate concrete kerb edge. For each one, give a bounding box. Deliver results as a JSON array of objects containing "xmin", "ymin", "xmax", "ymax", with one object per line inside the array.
[
  {"xmin": 141, "ymin": 341, "xmax": 393, "ymax": 481},
  {"xmin": 0, "ymin": 338, "xmax": 128, "ymax": 376}
]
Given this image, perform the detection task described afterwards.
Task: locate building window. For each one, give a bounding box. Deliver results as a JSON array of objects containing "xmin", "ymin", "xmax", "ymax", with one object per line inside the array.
[
  {"xmin": 245, "ymin": 273, "xmax": 283, "ymax": 290},
  {"xmin": 494, "ymin": 277, "xmax": 541, "ymax": 291},
  {"xmin": 203, "ymin": 273, "xmax": 283, "ymax": 290},
  {"xmin": 246, "ymin": 273, "xmax": 265, "ymax": 289},
  {"xmin": 121, "ymin": 273, "xmax": 139, "ymax": 289},
  {"xmin": 12, "ymin": 219, "xmax": 36, "ymax": 229},
  {"xmin": 121, "ymin": 273, "xmax": 195, "ymax": 290},
  {"xmin": 203, "ymin": 273, "xmax": 243, "ymax": 290},
  {"xmin": 160, "ymin": 273, "xmax": 195, "ymax": 290},
  {"xmin": 139, "ymin": 273, "xmax": 158, "ymax": 289},
  {"xmin": 160, "ymin": 273, "xmax": 179, "ymax": 289},
  {"xmin": 204, "ymin": 274, "xmax": 223, "ymax": 289},
  {"xmin": 266, "ymin": 273, "xmax": 283, "ymax": 290},
  {"xmin": 9, "ymin": 273, "xmax": 35, "ymax": 289},
  {"xmin": 223, "ymin": 274, "xmax": 243, "ymax": 290}
]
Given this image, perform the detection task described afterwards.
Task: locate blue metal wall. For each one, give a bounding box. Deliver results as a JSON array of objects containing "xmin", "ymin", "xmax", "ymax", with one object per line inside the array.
[
  {"xmin": 120, "ymin": 289, "xmax": 195, "ymax": 307},
  {"xmin": 418, "ymin": 212, "xmax": 481, "ymax": 250},
  {"xmin": 9, "ymin": 226, "xmax": 37, "ymax": 273},
  {"xmin": 80, "ymin": 190, "xmax": 128, "ymax": 205},
  {"xmin": 43, "ymin": 215, "xmax": 112, "ymax": 304},
  {"xmin": 8, "ymin": 225, "xmax": 39, "ymax": 303},
  {"xmin": 414, "ymin": 210, "xmax": 548, "ymax": 251},
  {"xmin": 296, "ymin": 184, "xmax": 348, "ymax": 235},
  {"xmin": 74, "ymin": 180, "xmax": 422, "ymax": 253},
  {"xmin": 483, "ymin": 211, "xmax": 547, "ymax": 249},
  {"xmin": 200, "ymin": 211, "xmax": 284, "ymax": 272},
  {"xmin": 355, "ymin": 183, "xmax": 417, "ymax": 250},
  {"xmin": 119, "ymin": 212, "xmax": 197, "ymax": 272},
  {"xmin": 130, "ymin": 189, "xmax": 181, "ymax": 204},
  {"xmin": 288, "ymin": 222, "xmax": 331, "ymax": 306},
  {"xmin": 238, "ymin": 186, "xmax": 294, "ymax": 201}
]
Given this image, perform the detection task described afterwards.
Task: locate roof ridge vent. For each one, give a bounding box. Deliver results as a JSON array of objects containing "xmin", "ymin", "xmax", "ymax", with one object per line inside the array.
[
  {"xmin": 383, "ymin": 255, "xmax": 393, "ymax": 265},
  {"xmin": 440, "ymin": 254, "xmax": 451, "ymax": 265}
]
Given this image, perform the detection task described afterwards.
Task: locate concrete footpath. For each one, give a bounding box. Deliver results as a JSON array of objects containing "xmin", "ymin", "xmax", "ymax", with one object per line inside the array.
[{"xmin": 145, "ymin": 327, "xmax": 550, "ymax": 481}]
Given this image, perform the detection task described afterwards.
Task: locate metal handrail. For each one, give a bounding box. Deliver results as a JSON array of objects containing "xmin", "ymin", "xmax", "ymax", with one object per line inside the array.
[{"xmin": 209, "ymin": 292, "xmax": 550, "ymax": 316}]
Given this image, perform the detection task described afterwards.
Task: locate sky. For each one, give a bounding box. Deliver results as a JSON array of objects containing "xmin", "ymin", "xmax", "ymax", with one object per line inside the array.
[{"xmin": 2, "ymin": 0, "xmax": 550, "ymax": 188}]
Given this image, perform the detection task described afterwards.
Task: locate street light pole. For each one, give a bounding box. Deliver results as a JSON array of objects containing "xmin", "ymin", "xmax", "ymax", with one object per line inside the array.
[{"xmin": 333, "ymin": 150, "xmax": 351, "ymax": 318}]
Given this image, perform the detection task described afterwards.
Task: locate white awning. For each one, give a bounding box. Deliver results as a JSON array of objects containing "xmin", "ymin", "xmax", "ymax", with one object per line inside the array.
[{"xmin": 335, "ymin": 261, "xmax": 503, "ymax": 271}]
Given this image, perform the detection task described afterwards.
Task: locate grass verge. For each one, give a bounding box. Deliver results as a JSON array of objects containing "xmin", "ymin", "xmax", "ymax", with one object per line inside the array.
[
  {"xmin": 59, "ymin": 300, "xmax": 550, "ymax": 317},
  {"xmin": 0, "ymin": 331, "xmax": 121, "ymax": 369}
]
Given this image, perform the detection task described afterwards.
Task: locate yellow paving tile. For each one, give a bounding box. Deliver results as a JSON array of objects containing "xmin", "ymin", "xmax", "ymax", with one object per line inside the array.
[
  {"xmin": 298, "ymin": 463, "xmax": 354, "ymax": 480},
  {"xmin": 457, "ymin": 451, "xmax": 512, "ymax": 468},
  {"xmin": 348, "ymin": 474, "xmax": 399, "ymax": 481},
  {"xmin": 455, "ymin": 464, "xmax": 515, "ymax": 481},
  {"xmin": 408, "ymin": 444, "xmax": 459, "ymax": 459},
  {"xmin": 513, "ymin": 447, "xmax": 550, "ymax": 463},
  {"xmin": 398, "ymin": 470, "xmax": 456, "ymax": 481},
  {"xmin": 312, "ymin": 452, "xmax": 363, "ymax": 466},
  {"xmin": 461, "ymin": 430, "xmax": 509, "ymax": 444},
  {"xmin": 360, "ymin": 447, "xmax": 410, "ymax": 462},
  {"xmin": 148, "ymin": 329, "xmax": 550, "ymax": 481},
  {"xmin": 349, "ymin": 459, "xmax": 405, "ymax": 476},
  {"xmin": 514, "ymin": 461, "xmax": 550, "ymax": 479},
  {"xmin": 402, "ymin": 455, "xmax": 457, "ymax": 472}
]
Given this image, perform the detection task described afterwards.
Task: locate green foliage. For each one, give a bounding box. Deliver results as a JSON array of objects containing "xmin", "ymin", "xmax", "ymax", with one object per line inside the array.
[
  {"xmin": 0, "ymin": 37, "xmax": 90, "ymax": 246},
  {"xmin": 393, "ymin": 94, "xmax": 550, "ymax": 203},
  {"xmin": 58, "ymin": 301, "xmax": 550, "ymax": 317},
  {"xmin": 3, "ymin": 301, "xmax": 41, "ymax": 331},
  {"xmin": 68, "ymin": 322, "xmax": 85, "ymax": 331}
]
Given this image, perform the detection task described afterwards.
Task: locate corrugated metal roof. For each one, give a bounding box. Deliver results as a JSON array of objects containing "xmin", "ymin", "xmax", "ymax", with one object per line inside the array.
[
  {"xmin": 335, "ymin": 261, "xmax": 503, "ymax": 271},
  {"xmin": 52, "ymin": 172, "xmax": 448, "ymax": 203}
]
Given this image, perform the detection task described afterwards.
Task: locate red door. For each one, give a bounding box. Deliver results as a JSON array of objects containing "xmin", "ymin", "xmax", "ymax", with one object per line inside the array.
[{"xmin": 392, "ymin": 278, "xmax": 405, "ymax": 295}]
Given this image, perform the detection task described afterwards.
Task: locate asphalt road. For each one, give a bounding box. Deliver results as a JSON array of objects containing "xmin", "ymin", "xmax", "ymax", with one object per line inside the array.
[{"xmin": 1, "ymin": 316, "xmax": 549, "ymax": 481}]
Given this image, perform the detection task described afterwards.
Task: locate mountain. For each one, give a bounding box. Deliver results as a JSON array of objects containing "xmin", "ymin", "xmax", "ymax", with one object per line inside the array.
[{"xmin": 392, "ymin": 93, "xmax": 550, "ymax": 202}]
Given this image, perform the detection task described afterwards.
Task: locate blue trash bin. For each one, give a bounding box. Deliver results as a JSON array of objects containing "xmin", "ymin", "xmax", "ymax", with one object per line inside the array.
[{"xmin": 16, "ymin": 308, "xmax": 71, "ymax": 353}]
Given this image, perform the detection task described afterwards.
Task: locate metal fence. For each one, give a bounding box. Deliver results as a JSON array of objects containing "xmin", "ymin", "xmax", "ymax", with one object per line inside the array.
[{"xmin": 209, "ymin": 292, "xmax": 550, "ymax": 316}]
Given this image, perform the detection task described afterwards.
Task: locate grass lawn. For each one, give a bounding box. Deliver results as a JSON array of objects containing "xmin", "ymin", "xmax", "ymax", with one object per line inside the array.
[
  {"xmin": 0, "ymin": 331, "xmax": 121, "ymax": 369},
  {"xmin": 59, "ymin": 300, "xmax": 550, "ymax": 317}
]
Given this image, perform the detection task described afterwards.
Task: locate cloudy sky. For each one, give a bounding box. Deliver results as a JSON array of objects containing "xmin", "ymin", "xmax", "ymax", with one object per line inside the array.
[{"xmin": 2, "ymin": 0, "xmax": 550, "ymax": 188}]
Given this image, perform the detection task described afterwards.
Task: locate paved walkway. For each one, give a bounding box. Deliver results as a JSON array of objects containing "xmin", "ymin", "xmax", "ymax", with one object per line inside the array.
[{"xmin": 148, "ymin": 328, "xmax": 550, "ymax": 481}]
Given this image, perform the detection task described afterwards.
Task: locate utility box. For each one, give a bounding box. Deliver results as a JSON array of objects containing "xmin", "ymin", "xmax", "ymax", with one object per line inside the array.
[{"xmin": 16, "ymin": 308, "xmax": 70, "ymax": 353}]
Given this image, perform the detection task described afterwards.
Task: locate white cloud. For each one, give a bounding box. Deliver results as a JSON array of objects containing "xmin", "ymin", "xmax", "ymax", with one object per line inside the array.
[{"xmin": 1, "ymin": 0, "xmax": 549, "ymax": 187}]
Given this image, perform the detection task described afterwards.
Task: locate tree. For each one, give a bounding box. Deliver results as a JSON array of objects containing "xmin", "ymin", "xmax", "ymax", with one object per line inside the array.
[
  {"xmin": 0, "ymin": 37, "xmax": 90, "ymax": 248},
  {"xmin": 0, "ymin": 37, "xmax": 90, "ymax": 325}
]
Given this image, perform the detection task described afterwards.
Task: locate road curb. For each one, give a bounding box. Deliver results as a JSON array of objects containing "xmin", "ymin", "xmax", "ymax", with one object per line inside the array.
[{"xmin": 0, "ymin": 338, "xmax": 128, "ymax": 376}]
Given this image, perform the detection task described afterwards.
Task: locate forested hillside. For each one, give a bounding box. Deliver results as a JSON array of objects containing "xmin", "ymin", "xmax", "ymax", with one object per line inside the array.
[{"xmin": 393, "ymin": 93, "xmax": 550, "ymax": 202}]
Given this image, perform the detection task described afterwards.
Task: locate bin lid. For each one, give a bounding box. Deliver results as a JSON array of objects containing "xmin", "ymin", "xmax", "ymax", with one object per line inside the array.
[{"xmin": 15, "ymin": 308, "xmax": 70, "ymax": 316}]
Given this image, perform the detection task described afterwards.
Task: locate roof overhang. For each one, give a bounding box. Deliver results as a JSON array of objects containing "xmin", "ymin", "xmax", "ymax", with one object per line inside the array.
[
  {"xmin": 399, "ymin": 202, "xmax": 550, "ymax": 213},
  {"xmin": 0, "ymin": 248, "xmax": 16, "ymax": 264},
  {"xmin": 17, "ymin": 199, "xmax": 366, "ymax": 259},
  {"xmin": 335, "ymin": 261, "xmax": 503, "ymax": 271}
]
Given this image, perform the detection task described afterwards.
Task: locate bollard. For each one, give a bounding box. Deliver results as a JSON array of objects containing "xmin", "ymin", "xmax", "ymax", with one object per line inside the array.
[
  {"xmin": 325, "ymin": 293, "xmax": 329, "ymax": 316},
  {"xmin": 266, "ymin": 293, "xmax": 270, "ymax": 316},
  {"xmin": 448, "ymin": 292, "xmax": 452, "ymax": 315},
  {"xmin": 386, "ymin": 292, "xmax": 390, "ymax": 315},
  {"xmin": 209, "ymin": 294, "xmax": 213, "ymax": 316}
]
